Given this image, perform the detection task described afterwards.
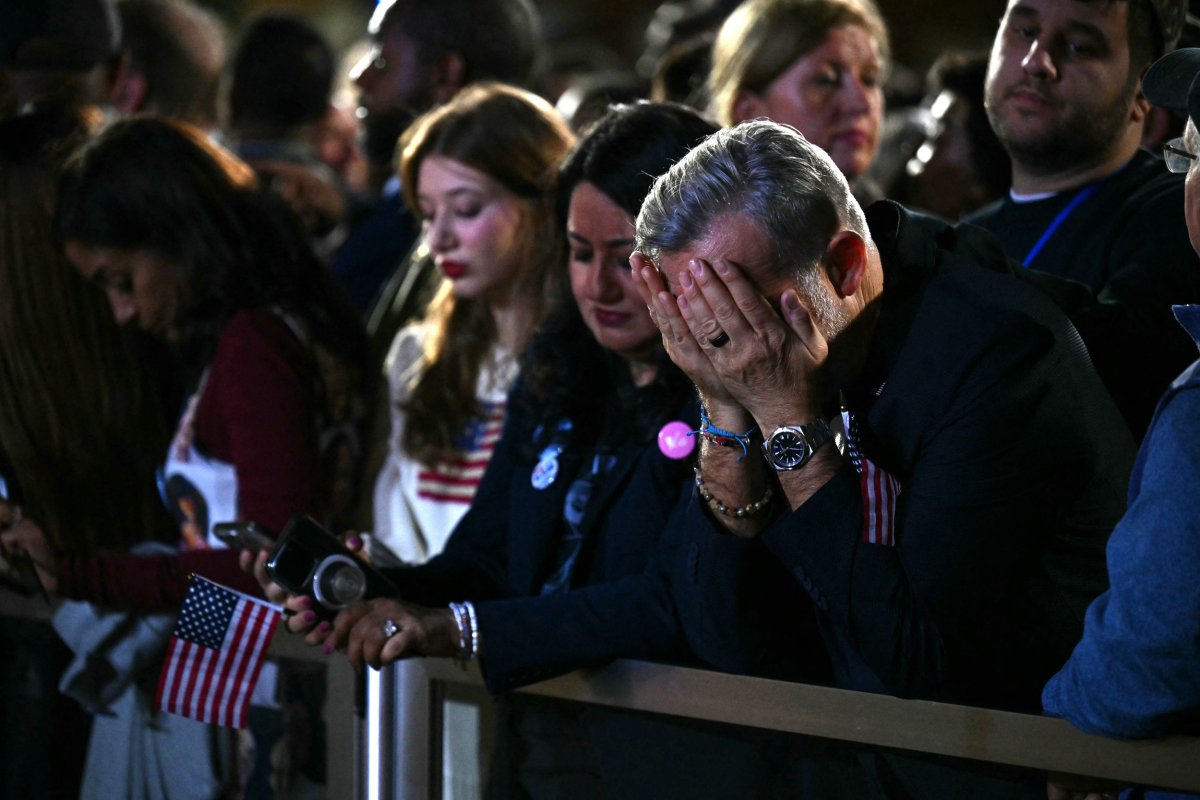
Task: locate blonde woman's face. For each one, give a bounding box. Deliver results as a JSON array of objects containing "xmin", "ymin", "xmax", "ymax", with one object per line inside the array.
[
  {"xmin": 737, "ymin": 24, "xmax": 884, "ymax": 181},
  {"xmin": 416, "ymin": 155, "xmax": 527, "ymax": 304}
]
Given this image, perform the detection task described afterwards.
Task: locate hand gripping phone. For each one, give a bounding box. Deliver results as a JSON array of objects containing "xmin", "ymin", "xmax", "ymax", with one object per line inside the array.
[{"xmin": 265, "ymin": 515, "xmax": 397, "ymax": 613}]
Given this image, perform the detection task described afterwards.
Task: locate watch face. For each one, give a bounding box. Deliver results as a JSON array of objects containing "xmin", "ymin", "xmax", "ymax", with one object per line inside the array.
[{"xmin": 768, "ymin": 429, "xmax": 811, "ymax": 469}]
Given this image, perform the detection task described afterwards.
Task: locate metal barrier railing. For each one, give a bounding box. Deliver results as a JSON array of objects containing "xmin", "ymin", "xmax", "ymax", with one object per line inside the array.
[
  {"xmin": 6, "ymin": 591, "xmax": 1199, "ymax": 798},
  {"xmin": 409, "ymin": 659, "xmax": 1200, "ymax": 797}
]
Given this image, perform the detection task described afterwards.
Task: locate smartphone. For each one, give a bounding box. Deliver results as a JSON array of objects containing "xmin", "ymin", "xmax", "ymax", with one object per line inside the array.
[{"xmin": 212, "ymin": 521, "xmax": 276, "ymax": 552}]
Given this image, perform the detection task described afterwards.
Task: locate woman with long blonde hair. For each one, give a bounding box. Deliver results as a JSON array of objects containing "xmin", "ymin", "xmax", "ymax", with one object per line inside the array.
[{"xmin": 372, "ymin": 82, "xmax": 574, "ymax": 564}]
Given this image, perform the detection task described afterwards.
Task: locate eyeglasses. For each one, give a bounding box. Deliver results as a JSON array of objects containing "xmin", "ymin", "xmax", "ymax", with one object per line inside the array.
[{"xmin": 1163, "ymin": 137, "xmax": 1197, "ymax": 174}]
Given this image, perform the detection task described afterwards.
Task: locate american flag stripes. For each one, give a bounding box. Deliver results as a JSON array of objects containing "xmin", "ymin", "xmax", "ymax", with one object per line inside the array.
[
  {"xmin": 857, "ymin": 459, "xmax": 901, "ymax": 546},
  {"xmin": 843, "ymin": 409, "xmax": 902, "ymax": 547},
  {"xmin": 156, "ymin": 576, "xmax": 280, "ymax": 729},
  {"xmin": 417, "ymin": 399, "xmax": 505, "ymax": 503}
]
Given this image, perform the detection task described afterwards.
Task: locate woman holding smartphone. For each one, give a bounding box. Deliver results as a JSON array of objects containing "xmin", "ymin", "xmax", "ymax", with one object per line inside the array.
[
  {"xmin": 1, "ymin": 115, "xmax": 368, "ymax": 799},
  {"xmin": 1, "ymin": 116, "xmax": 367, "ymax": 608}
]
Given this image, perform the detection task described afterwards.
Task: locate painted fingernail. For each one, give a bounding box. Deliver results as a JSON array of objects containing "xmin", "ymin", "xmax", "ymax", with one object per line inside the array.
[
  {"xmin": 347, "ymin": 535, "xmax": 362, "ymax": 550},
  {"xmin": 303, "ymin": 611, "xmax": 317, "ymax": 624},
  {"xmin": 323, "ymin": 644, "xmax": 332, "ymax": 655},
  {"xmin": 297, "ymin": 596, "xmax": 312, "ymax": 609}
]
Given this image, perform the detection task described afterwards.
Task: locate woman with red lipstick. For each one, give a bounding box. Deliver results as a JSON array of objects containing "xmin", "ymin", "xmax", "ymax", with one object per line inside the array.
[
  {"xmin": 371, "ymin": 83, "xmax": 573, "ymax": 564},
  {"xmin": 708, "ymin": 0, "xmax": 889, "ymax": 200}
]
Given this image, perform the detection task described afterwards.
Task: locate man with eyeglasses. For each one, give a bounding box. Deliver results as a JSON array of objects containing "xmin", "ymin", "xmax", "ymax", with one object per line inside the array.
[
  {"xmin": 1041, "ymin": 47, "xmax": 1200, "ymax": 800},
  {"xmin": 967, "ymin": 0, "xmax": 1200, "ymax": 442}
]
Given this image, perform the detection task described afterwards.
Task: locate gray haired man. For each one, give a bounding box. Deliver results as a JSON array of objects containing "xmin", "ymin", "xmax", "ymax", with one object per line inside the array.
[{"xmin": 633, "ymin": 120, "xmax": 1133, "ymax": 797}]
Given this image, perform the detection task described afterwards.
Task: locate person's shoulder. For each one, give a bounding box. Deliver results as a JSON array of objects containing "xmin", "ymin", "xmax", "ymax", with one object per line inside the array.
[
  {"xmin": 213, "ymin": 308, "xmax": 308, "ymax": 371},
  {"xmin": 1106, "ymin": 149, "xmax": 1185, "ymax": 211},
  {"xmin": 961, "ymin": 197, "xmax": 1006, "ymax": 228}
]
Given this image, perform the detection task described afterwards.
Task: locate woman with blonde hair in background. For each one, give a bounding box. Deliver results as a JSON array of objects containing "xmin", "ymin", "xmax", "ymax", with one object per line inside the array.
[{"xmin": 708, "ymin": 0, "xmax": 890, "ymax": 200}]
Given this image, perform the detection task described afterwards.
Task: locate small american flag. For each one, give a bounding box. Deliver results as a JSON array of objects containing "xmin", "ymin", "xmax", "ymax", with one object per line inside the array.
[
  {"xmin": 156, "ymin": 576, "xmax": 280, "ymax": 729},
  {"xmin": 843, "ymin": 409, "xmax": 902, "ymax": 547}
]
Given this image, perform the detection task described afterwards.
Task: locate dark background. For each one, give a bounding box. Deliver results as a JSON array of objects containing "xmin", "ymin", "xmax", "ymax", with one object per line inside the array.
[{"xmin": 206, "ymin": 0, "xmax": 1009, "ymax": 84}]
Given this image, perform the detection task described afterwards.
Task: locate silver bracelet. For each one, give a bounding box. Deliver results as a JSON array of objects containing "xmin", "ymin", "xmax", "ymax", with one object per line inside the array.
[
  {"xmin": 448, "ymin": 602, "xmax": 471, "ymax": 659},
  {"xmin": 463, "ymin": 601, "xmax": 480, "ymax": 660}
]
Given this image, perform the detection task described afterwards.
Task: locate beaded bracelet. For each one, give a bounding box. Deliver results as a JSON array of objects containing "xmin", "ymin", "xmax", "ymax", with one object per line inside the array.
[
  {"xmin": 691, "ymin": 407, "xmax": 760, "ymax": 462},
  {"xmin": 693, "ymin": 465, "xmax": 773, "ymax": 518}
]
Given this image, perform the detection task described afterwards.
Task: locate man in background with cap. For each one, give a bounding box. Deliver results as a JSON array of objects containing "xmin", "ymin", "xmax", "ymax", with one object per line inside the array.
[
  {"xmin": 968, "ymin": 0, "xmax": 1200, "ymax": 441},
  {"xmin": 1041, "ymin": 45, "xmax": 1200, "ymax": 768},
  {"xmin": 1, "ymin": 0, "xmax": 126, "ymax": 114}
]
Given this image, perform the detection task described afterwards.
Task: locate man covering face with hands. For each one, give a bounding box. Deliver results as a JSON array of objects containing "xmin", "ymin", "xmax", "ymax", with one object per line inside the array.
[{"xmin": 632, "ymin": 120, "xmax": 1132, "ymax": 730}]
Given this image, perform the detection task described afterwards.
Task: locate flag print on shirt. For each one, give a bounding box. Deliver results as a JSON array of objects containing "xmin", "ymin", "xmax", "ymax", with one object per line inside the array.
[
  {"xmin": 843, "ymin": 410, "xmax": 901, "ymax": 547},
  {"xmin": 417, "ymin": 399, "xmax": 506, "ymax": 504},
  {"xmin": 156, "ymin": 576, "xmax": 280, "ymax": 729}
]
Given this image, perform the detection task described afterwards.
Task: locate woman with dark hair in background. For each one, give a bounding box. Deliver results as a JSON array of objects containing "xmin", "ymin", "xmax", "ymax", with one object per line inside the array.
[
  {"xmin": 1, "ymin": 114, "xmax": 368, "ymax": 797},
  {"xmin": 0, "ymin": 106, "xmax": 168, "ymax": 800},
  {"xmin": 2, "ymin": 116, "xmax": 367, "ymax": 606}
]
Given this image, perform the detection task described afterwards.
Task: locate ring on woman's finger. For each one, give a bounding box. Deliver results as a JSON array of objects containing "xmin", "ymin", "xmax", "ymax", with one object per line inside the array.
[
  {"xmin": 381, "ymin": 618, "xmax": 400, "ymax": 639},
  {"xmin": 708, "ymin": 331, "xmax": 730, "ymax": 348}
]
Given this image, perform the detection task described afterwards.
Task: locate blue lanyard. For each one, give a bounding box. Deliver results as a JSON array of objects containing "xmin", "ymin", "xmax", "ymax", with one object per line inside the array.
[{"xmin": 1021, "ymin": 183, "xmax": 1100, "ymax": 268}]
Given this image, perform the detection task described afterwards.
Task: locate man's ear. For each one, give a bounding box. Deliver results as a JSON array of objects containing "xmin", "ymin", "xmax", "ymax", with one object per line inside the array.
[
  {"xmin": 732, "ymin": 89, "xmax": 767, "ymax": 124},
  {"xmin": 1130, "ymin": 89, "xmax": 1150, "ymax": 125},
  {"xmin": 429, "ymin": 51, "xmax": 467, "ymax": 106},
  {"xmin": 824, "ymin": 230, "xmax": 869, "ymax": 298}
]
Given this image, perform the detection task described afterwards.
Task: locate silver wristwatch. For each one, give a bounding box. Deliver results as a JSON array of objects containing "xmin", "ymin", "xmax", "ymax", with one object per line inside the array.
[{"xmin": 762, "ymin": 420, "xmax": 835, "ymax": 471}]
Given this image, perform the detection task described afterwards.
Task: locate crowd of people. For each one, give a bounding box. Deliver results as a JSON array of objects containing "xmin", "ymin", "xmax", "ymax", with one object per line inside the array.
[{"xmin": 0, "ymin": 0, "xmax": 1197, "ymax": 798}]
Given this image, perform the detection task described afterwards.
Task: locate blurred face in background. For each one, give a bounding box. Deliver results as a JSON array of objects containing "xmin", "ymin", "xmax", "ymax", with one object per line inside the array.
[
  {"xmin": 568, "ymin": 182, "xmax": 659, "ymax": 366},
  {"xmin": 734, "ymin": 24, "xmax": 885, "ymax": 181},
  {"xmin": 352, "ymin": 19, "xmax": 435, "ymax": 166},
  {"xmin": 65, "ymin": 242, "xmax": 187, "ymax": 340},
  {"xmin": 417, "ymin": 155, "xmax": 527, "ymax": 306}
]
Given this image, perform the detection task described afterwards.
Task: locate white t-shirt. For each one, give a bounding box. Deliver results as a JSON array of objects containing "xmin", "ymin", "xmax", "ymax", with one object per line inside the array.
[{"xmin": 371, "ymin": 323, "xmax": 517, "ymax": 565}]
